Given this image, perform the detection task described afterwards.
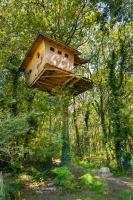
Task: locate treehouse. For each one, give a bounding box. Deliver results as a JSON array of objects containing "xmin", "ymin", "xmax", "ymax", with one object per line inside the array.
[{"xmin": 20, "ymin": 34, "xmax": 92, "ymax": 95}]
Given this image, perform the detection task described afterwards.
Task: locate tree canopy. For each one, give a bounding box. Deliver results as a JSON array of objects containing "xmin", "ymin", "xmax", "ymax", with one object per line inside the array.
[{"xmin": 0, "ymin": 0, "xmax": 132, "ymax": 199}]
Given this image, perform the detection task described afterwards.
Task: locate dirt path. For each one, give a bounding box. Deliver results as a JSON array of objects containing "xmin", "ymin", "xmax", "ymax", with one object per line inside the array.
[
  {"xmin": 19, "ymin": 174, "xmax": 133, "ymax": 200},
  {"xmin": 106, "ymin": 176, "xmax": 133, "ymax": 188}
]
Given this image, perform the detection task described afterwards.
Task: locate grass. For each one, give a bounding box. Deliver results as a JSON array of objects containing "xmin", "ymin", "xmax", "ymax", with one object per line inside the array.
[
  {"xmin": 6, "ymin": 162, "xmax": 133, "ymax": 200},
  {"xmin": 38, "ymin": 188, "xmax": 133, "ymax": 200},
  {"xmin": 112, "ymin": 188, "xmax": 133, "ymax": 200},
  {"xmin": 36, "ymin": 188, "xmax": 133, "ymax": 200}
]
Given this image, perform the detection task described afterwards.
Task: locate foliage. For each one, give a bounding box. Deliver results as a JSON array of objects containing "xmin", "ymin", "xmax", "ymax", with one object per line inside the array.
[
  {"xmin": 79, "ymin": 161, "xmax": 102, "ymax": 170},
  {"xmin": 3, "ymin": 177, "xmax": 23, "ymax": 200},
  {"xmin": 0, "ymin": 115, "xmax": 31, "ymax": 144},
  {"xmin": 117, "ymin": 189, "xmax": 133, "ymax": 200},
  {"xmin": 79, "ymin": 173, "xmax": 106, "ymax": 191},
  {"xmin": 11, "ymin": 162, "xmax": 22, "ymax": 174},
  {"xmin": 52, "ymin": 166, "xmax": 77, "ymax": 191},
  {"xmin": 0, "ymin": 1, "xmax": 132, "ymax": 199},
  {"xmin": 25, "ymin": 166, "xmax": 47, "ymax": 181}
]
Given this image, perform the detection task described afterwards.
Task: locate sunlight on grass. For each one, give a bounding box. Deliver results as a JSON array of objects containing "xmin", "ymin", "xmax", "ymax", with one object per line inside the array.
[
  {"xmin": 79, "ymin": 173, "xmax": 93, "ymax": 184},
  {"xmin": 129, "ymin": 183, "xmax": 133, "ymax": 189},
  {"xmin": 79, "ymin": 173, "xmax": 106, "ymax": 192},
  {"xmin": 19, "ymin": 174, "xmax": 32, "ymax": 182},
  {"xmin": 76, "ymin": 199, "xmax": 90, "ymax": 200},
  {"xmin": 79, "ymin": 161, "xmax": 101, "ymax": 170},
  {"xmin": 28, "ymin": 180, "xmax": 47, "ymax": 189},
  {"xmin": 18, "ymin": 174, "xmax": 47, "ymax": 189}
]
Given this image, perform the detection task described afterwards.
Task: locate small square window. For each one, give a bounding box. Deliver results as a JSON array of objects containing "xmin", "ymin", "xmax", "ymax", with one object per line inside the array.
[
  {"xmin": 50, "ymin": 47, "xmax": 55, "ymax": 52},
  {"xmin": 58, "ymin": 50, "xmax": 62, "ymax": 55},
  {"xmin": 37, "ymin": 52, "xmax": 40, "ymax": 58},
  {"xmin": 65, "ymin": 53, "xmax": 69, "ymax": 58},
  {"xmin": 26, "ymin": 69, "xmax": 32, "ymax": 77}
]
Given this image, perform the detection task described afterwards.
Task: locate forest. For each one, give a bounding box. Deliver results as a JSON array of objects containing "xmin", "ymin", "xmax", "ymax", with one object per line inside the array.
[{"xmin": 0, "ymin": 0, "xmax": 132, "ymax": 199}]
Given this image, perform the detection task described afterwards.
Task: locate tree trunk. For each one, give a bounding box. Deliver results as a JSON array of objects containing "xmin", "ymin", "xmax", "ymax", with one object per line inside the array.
[
  {"xmin": 61, "ymin": 104, "xmax": 71, "ymax": 165},
  {"xmin": 107, "ymin": 50, "xmax": 129, "ymax": 170},
  {"xmin": 11, "ymin": 70, "xmax": 19, "ymax": 150},
  {"xmin": 84, "ymin": 106, "xmax": 91, "ymax": 161},
  {"xmin": 23, "ymin": 94, "xmax": 34, "ymax": 160},
  {"xmin": 99, "ymin": 86, "xmax": 110, "ymax": 163},
  {"xmin": 73, "ymin": 99, "xmax": 82, "ymax": 158},
  {"xmin": 0, "ymin": 171, "xmax": 5, "ymax": 200},
  {"xmin": 10, "ymin": 70, "xmax": 19, "ymax": 116}
]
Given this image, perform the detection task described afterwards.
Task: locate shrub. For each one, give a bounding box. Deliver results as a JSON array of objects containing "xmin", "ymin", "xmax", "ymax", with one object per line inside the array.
[
  {"xmin": 52, "ymin": 166, "xmax": 77, "ymax": 191},
  {"xmin": 79, "ymin": 173, "xmax": 106, "ymax": 191},
  {"xmin": 11, "ymin": 162, "xmax": 22, "ymax": 173},
  {"xmin": 4, "ymin": 177, "xmax": 23, "ymax": 200},
  {"xmin": 0, "ymin": 149, "xmax": 11, "ymax": 171},
  {"xmin": 26, "ymin": 166, "xmax": 47, "ymax": 181}
]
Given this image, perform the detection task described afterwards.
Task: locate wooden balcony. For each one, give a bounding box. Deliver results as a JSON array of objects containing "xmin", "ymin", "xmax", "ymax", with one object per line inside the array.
[{"xmin": 29, "ymin": 63, "xmax": 93, "ymax": 95}]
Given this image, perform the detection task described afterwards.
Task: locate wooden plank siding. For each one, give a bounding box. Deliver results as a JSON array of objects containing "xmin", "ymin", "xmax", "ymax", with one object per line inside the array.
[{"xmin": 20, "ymin": 34, "xmax": 92, "ymax": 95}]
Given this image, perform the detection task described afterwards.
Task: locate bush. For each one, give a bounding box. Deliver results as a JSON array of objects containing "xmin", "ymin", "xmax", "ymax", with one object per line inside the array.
[
  {"xmin": 11, "ymin": 162, "xmax": 22, "ymax": 173},
  {"xmin": 52, "ymin": 166, "xmax": 77, "ymax": 191},
  {"xmin": 4, "ymin": 177, "xmax": 23, "ymax": 200},
  {"xmin": 0, "ymin": 149, "xmax": 11, "ymax": 171},
  {"xmin": 79, "ymin": 161, "xmax": 102, "ymax": 170},
  {"xmin": 26, "ymin": 166, "xmax": 47, "ymax": 181},
  {"xmin": 79, "ymin": 173, "xmax": 106, "ymax": 191}
]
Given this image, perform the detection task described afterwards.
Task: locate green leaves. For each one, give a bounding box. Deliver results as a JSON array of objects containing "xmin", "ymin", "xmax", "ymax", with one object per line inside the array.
[
  {"xmin": 52, "ymin": 166, "xmax": 77, "ymax": 190},
  {"xmin": 0, "ymin": 0, "xmax": 132, "ymax": 171},
  {"xmin": 79, "ymin": 173, "xmax": 106, "ymax": 191},
  {"xmin": 0, "ymin": 115, "xmax": 31, "ymax": 144}
]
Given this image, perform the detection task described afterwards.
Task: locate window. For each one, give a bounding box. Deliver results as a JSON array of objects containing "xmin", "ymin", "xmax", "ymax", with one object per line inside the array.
[
  {"xmin": 50, "ymin": 47, "xmax": 55, "ymax": 52},
  {"xmin": 58, "ymin": 50, "xmax": 62, "ymax": 55},
  {"xmin": 26, "ymin": 69, "xmax": 32, "ymax": 77},
  {"xmin": 37, "ymin": 52, "xmax": 40, "ymax": 58},
  {"xmin": 65, "ymin": 53, "xmax": 69, "ymax": 58},
  {"xmin": 29, "ymin": 69, "xmax": 32, "ymax": 74}
]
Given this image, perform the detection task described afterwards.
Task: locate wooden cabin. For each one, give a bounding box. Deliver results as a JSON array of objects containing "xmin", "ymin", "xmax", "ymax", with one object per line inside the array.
[{"xmin": 20, "ymin": 34, "xmax": 92, "ymax": 95}]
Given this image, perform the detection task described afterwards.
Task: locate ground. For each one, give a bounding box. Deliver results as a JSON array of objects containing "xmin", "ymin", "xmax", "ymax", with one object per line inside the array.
[{"xmin": 15, "ymin": 166, "xmax": 133, "ymax": 200}]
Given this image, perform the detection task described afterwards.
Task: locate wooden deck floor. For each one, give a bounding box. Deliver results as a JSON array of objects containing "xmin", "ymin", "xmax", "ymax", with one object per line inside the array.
[{"xmin": 30, "ymin": 64, "xmax": 93, "ymax": 95}]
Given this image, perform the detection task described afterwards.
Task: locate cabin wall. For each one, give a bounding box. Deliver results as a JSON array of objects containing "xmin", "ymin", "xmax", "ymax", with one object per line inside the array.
[
  {"xmin": 45, "ymin": 41, "xmax": 74, "ymax": 71},
  {"xmin": 25, "ymin": 40, "xmax": 46, "ymax": 85},
  {"xmin": 24, "ymin": 39, "xmax": 75, "ymax": 86}
]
